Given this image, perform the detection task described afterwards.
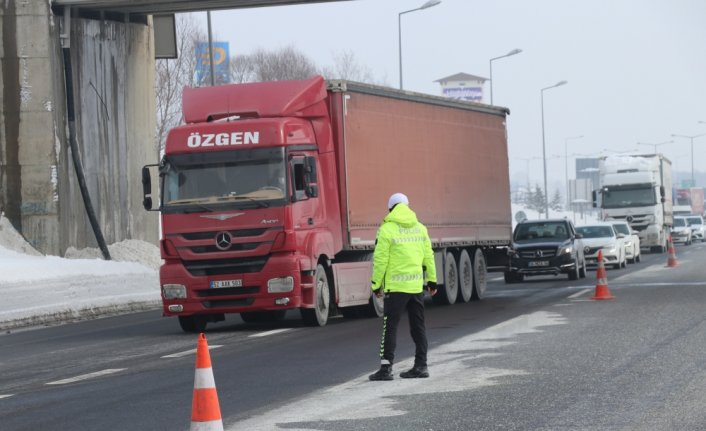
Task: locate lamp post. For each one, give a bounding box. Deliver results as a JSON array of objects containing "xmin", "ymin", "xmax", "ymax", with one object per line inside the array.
[
  {"xmin": 540, "ymin": 80, "xmax": 567, "ymax": 219},
  {"xmin": 636, "ymin": 140, "xmax": 672, "ymax": 154},
  {"xmin": 398, "ymin": 0, "xmax": 441, "ymax": 90},
  {"xmin": 671, "ymin": 133, "xmax": 706, "ymax": 186},
  {"xmin": 489, "ymin": 48, "xmax": 522, "ymax": 105},
  {"xmin": 564, "ymin": 135, "xmax": 583, "ymax": 207}
]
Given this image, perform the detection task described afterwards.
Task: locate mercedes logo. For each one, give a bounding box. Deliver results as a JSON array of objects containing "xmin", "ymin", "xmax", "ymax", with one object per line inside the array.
[
  {"xmin": 626, "ymin": 216, "xmax": 633, "ymax": 222},
  {"xmin": 215, "ymin": 231, "xmax": 232, "ymax": 250},
  {"xmin": 535, "ymin": 250, "xmax": 543, "ymax": 258}
]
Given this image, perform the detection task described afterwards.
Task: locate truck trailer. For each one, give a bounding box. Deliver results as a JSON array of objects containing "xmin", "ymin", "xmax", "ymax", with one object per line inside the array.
[
  {"xmin": 142, "ymin": 76, "xmax": 512, "ymax": 331},
  {"xmin": 594, "ymin": 154, "xmax": 673, "ymax": 252}
]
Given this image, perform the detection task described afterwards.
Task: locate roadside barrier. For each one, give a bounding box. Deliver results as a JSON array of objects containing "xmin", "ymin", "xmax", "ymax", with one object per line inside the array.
[
  {"xmin": 191, "ymin": 333, "xmax": 224, "ymax": 431},
  {"xmin": 592, "ymin": 250, "xmax": 615, "ymax": 300},
  {"xmin": 665, "ymin": 235, "xmax": 679, "ymax": 268}
]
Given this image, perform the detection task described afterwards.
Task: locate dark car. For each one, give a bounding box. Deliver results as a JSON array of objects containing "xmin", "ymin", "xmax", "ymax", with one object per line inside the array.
[{"xmin": 504, "ymin": 218, "xmax": 586, "ymax": 283}]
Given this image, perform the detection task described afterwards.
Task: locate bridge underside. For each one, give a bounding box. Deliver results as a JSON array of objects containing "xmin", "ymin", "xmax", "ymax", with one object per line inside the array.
[{"xmin": 51, "ymin": 0, "xmax": 350, "ymax": 15}]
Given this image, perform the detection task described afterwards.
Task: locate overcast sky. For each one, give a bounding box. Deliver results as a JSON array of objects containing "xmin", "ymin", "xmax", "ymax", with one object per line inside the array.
[{"xmin": 195, "ymin": 0, "xmax": 706, "ymax": 191}]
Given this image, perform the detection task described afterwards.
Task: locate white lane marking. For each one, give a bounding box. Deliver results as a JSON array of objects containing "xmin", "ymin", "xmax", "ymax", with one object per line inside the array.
[
  {"xmin": 227, "ymin": 311, "xmax": 566, "ymax": 430},
  {"xmin": 0, "ymin": 394, "xmax": 14, "ymax": 400},
  {"xmin": 46, "ymin": 368, "xmax": 126, "ymax": 385},
  {"xmin": 568, "ymin": 288, "xmax": 591, "ymax": 299},
  {"xmin": 249, "ymin": 328, "xmax": 293, "ymax": 338},
  {"xmin": 161, "ymin": 344, "xmax": 223, "ymax": 359}
]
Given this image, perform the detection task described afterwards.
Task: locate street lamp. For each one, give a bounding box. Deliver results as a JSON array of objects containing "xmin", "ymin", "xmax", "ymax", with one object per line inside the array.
[
  {"xmin": 398, "ymin": 0, "xmax": 441, "ymax": 90},
  {"xmin": 671, "ymin": 133, "xmax": 706, "ymax": 186},
  {"xmin": 564, "ymin": 135, "xmax": 583, "ymax": 207},
  {"xmin": 636, "ymin": 140, "xmax": 672, "ymax": 153},
  {"xmin": 489, "ymin": 48, "xmax": 522, "ymax": 105},
  {"xmin": 540, "ymin": 80, "xmax": 568, "ymax": 219}
]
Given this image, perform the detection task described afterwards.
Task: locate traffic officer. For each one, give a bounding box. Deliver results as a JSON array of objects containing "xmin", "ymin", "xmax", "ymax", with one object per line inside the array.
[{"xmin": 369, "ymin": 192, "xmax": 437, "ymax": 381}]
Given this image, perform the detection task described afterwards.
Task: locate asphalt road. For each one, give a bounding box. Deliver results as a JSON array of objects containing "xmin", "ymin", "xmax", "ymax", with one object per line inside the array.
[{"xmin": 2, "ymin": 241, "xmax": 706, "ymax": 430}]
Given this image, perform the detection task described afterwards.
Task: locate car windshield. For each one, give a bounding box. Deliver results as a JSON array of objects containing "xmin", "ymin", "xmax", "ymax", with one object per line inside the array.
[
  {"xmin": 612, "ymin": 223, "xmax": 630, "ymax": 235},
  {"xmin": 673, "ymin": 218, "xmax": 686, "ymax": 227},
  {"xmin": 514, "ymin": 222, "xmax": 569, "ymax": 241},
  {"xmin": 686, "ymin": 217, "xmax": 703, "ymax": 226},
  {"xmin": 576, "ymin": 226, "xmax": 615, "ymax": 238}
]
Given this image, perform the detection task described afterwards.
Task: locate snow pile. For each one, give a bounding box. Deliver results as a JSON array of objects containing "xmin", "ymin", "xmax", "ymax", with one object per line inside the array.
[
  {"xmin": 0, "ymin": 214, "xmax": 42, "ymax": 256},
  {"xmin": 0, "ymin": 213, "xmax": 160, "ymax": 330},
  {"xmin": 65, "ymin": 239, "xmax": 163, "ymax": 270},
  {"xmin": 601, "ymin": 154, "xmax": 658, "ymax": 173}
]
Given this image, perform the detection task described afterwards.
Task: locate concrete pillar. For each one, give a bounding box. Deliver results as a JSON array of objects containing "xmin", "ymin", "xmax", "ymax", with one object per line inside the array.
[{"xmin": 0, "ymin": 0, "xmax": 61, "ymax": 253}]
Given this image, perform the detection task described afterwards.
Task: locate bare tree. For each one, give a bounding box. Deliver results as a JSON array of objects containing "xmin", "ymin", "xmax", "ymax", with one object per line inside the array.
[
  {"xmin": 154, "ymin": 14, "xmax": 205, "ymax": 157},
  {"xmin": 229, "ymin": 45, "xmax": 318, "ymax": 83},
  {"xmin": 321, "ymin": 49, "xmax": 387, "ymax": 85}
]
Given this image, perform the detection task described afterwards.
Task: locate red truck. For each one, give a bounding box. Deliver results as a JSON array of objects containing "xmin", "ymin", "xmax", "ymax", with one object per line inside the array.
[{"xmin": 142, "ymin": 76, "xmax": 512, "ymax": 332}]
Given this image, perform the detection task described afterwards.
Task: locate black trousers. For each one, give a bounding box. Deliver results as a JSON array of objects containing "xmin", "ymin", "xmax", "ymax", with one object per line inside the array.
[{"xmin": 378, "ymin": 291, "xmax": 428, "ymax": 367}]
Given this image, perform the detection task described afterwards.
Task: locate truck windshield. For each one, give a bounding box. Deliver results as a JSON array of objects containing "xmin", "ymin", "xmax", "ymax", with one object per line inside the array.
[
  {"xmin": 601, "ymin": 186, "xmax": 656, "ymax": 208},
  {"xmin": 161, "ymin": 147, "xmax": 287, "ymax": 211}
]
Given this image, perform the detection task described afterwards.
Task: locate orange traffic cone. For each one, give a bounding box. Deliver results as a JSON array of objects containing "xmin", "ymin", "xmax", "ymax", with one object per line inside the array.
[
  {"xmin": 191, "ymin": 333, "xmax": 224, "ymax": 431},
  {"xmin": 665, "ymin": 235, "xmax": 679, "ymax": 268},
  {"xmin": 592, "ymin": 250, "xmax": 615, "ymax": 300}
]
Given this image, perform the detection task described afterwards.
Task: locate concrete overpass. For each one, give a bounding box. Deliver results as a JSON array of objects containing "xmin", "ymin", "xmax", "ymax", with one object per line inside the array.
[{"xmin": 0, "ymin": 0, "xmax": 348, "ymax": 256}]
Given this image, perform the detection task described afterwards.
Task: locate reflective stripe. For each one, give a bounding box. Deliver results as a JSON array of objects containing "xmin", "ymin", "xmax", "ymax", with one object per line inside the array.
[
  {"xmin": 194, "ymin": 367, "xmax": 216, "ymax": 389},
  {"xmin": 391, "ymin": 236, "xmax": 426, "ymax": 244},
  {"xmin": 390, "ymin": 273, "xmax": 423, "ymax": 282}
]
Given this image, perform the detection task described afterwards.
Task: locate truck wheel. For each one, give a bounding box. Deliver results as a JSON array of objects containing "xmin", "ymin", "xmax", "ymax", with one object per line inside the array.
[
  {"xmin": 457, "ymin": 250, "xmax": 474, "ymax": 303},
  {"xmin": 301, "ymin": 264, "xmax": 331, "ymax": 326},
  {"xmin": 178, "ymin": 315, "xmax": 207, "ymax": 333},
  {"xmin": 471, "ymin": 249, "xmax": 487, "ymax": 300},
  {"xmin": 434, "ymin": 252, "xmax": 458, "ymax": 305}
]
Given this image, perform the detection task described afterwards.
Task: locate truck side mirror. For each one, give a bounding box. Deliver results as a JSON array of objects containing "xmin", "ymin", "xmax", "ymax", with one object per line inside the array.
[
  {"xmin": 142, "ymin": 166, "xmax": 152, "ymax": 210},
  {"xmin": 659, "ymin": 186, "xmax": 665, "ymax": 197},
  {"xmin": 591, "ymin": 190, "xmax": 597, "ymax": 208},
  {"xmin": 142, "ymin": 164, "xmax": 159, "ymax": 211}
]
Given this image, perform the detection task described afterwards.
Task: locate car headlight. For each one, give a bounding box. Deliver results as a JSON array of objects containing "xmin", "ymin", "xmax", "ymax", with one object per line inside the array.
[
  {"xmin": 558, "ymin": 246, "xmax": 573, "ymax": 255},
  {"xmin": 268, "ymin": 276, "xmax": 294, "ymax": 293},
  {"xmin": 163, "ymin": 284, "xmax": 187, "ymax": 299},
  {"xmin": 604, "ymin": 246, "xmax": 616, "ymax": 253},
  {"xmin": 624, "ymin": 241, "xmax": 632, "ymax": 247}
]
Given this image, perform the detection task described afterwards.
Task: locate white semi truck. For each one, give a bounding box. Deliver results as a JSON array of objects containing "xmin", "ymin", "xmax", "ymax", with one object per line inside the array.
[{"xmin": 593, "ymin": 154, "xmax": 673, "ymax": 253}]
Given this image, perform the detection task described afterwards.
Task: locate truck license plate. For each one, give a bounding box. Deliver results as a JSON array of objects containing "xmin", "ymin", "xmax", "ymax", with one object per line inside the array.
[
  {"xmin": 528, "ymin": 261, "xmax": 549, "ymax": 267},
  {"xmin": 210, "ymin": 279, "xmax": 242, "ymax": 289}
]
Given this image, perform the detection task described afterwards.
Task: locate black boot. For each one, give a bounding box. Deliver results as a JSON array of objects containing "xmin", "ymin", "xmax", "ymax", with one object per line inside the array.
[
  {"xmin": 400, "ymin": 365, "xmax": 429, "ymax": 378},
  {"xmin": 368, "ymin": 364, "xmax": 393, "ymax": 381}
]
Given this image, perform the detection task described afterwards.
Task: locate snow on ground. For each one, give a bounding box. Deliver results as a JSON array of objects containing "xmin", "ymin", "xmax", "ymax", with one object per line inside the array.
[
  {"xmin": 0, "ymin": 203, "xmax": 598, "ymax": 331},
  {"xmin": 0, "ymin": 214, "xmax": 161, "ymax": 331}
]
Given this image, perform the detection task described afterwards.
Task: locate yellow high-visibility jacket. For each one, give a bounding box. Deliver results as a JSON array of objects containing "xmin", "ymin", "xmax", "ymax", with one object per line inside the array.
[{"xmin": 371, "ymin": 204, "xmax": 436, "ymax": 294}]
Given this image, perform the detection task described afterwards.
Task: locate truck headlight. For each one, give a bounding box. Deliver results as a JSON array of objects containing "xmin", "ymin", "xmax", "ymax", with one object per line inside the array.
[
  {"xmin": 558, "ymin": 246, "xmax": 573, "ymax": 255},
  {"xmin": 163, "ymin": 284, "xmax": 187, "ymax": 299},
  {"xmin": 268, "ymin": 276, "xmax": 294, "ymax": 293}
]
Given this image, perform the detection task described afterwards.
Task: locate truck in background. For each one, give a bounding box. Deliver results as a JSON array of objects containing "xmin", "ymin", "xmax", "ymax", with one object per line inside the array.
[
  {"xmin": 674, "ymin": 187, "xmax": 705, "ymax": 216},
  {"xmin": 142, "ymin": 76, "xmax": 512, "ymax": 332},
  {"xmin": 593, "ymin": 154, "xmax": 673, "ymax": 253}
]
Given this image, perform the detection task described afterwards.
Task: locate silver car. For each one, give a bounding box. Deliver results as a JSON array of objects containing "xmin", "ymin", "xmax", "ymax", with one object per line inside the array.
[
  {"xmin": 671, "ymin": 216, "xmax": 692, "ymax": 245},
  {"xmin": 610, "ymin": 220, "xmax": 641, "ymax": 263},
  {"xmin": 685, "ymin": 215, "xmax": 705, "ymax": 242}
]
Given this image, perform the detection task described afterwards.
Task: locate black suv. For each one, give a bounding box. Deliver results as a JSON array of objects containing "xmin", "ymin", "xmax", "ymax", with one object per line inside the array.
[{"xmin": 504, "ymin": 218, "xmax": 586, "ymax": 283}]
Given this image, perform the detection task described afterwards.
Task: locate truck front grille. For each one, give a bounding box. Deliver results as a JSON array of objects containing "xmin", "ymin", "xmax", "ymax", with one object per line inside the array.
[
  {"xmin": 184, "ymin": 257, "xmax": 268, "ymax": 276},
  {"xmin": 181, "ymin": 228, "xmax": 270, "ymax": 240}
]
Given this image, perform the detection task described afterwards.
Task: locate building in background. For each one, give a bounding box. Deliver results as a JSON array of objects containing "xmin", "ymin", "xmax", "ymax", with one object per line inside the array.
[{"xmin": 435, "ymin": 72, "xmax": 487, "ymax": 102}]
